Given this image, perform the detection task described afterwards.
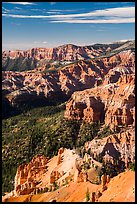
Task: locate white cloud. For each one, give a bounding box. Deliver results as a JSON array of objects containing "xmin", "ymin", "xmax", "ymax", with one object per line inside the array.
[
  {"xmin": 49, "ymin": 9, "xmax": 84, "ymax": 12},
  {"xmin": 51, "ymin": 18, "xmax": 135, "ymax": 24},
  {"xmin": 14, "ymin": 7, "xmax": 22, "ymax": 10},
  {"xmin": 42, "ymin": 41, "xmax": 47, "ymax": 44},
  {"xmin": 2, "ymin": 6, "xmax": 135, "ymax": 24},
  {"xmin": 31, "ymin": 9, "xmax": 42, "ymax": 11},
  {"xmin": 47, "ymin": 6, "xmax": 135, "ymax": 18},
  {"xmin": 4, "ymin": 2, "xmax": 36, "ymax": 5},
  {"xmin": 2, "ymin": 7, "xmax": 10, "ymax": 12},
  {"xmin": 2, "ymin": 14, "xmax": 45, "ymax": 18},
  {"xmin": 47, "ymin": 11, "xmax": 61, "ymax": 14},
  {"xmin": 49, "ymin": 9, "xmax": 66, "ymax": 12},
  {"xmin": 118, "ymin": 39, "xmax": 133, "ymax": 42}
]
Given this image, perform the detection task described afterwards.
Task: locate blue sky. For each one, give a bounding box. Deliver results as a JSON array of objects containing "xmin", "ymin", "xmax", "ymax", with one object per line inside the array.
[{"xmin": 2, "ymin": 2, "xmax": 135, "ymax": 51}]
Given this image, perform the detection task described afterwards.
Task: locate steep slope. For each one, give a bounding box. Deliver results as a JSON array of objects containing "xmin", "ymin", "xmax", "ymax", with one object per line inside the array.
[
  {"xmin": 64, "ymin": 74, "xmax": 135, "ymax": 129},
  {"xmin": 98, "ymin": 171, "xmax": 135, "ymax": 202},
  {"xmin": 112, "ymin": 40, "xmax": 135, "ymax": 52},
  {"xmin": 3, "ymin": 159, "xmax": 135, "ymax": 202},
  {"xmin": 2, "ymin": 124, "xmax": 135, "ymax": 202},
  {"xmin": 2, "ymin": 41, "xmax": 133, "ymax": 71},
  {"xmin": 2, "ymin": 49, "xmax": 135, "ymax": 109},
  {"xmin": 2, "ymin": 42, "xmax": 126, "ymax": 61},
  {"xmin": 2, "ymin": 41, "xmax": 135, "ymax": 202},
  {"xmin": 3, "ymin": 181, "xmax": 99, "ymax": 202},
  {"xmin": 84, "ymin": 127, "xmax": 135, "ymax": 168}
]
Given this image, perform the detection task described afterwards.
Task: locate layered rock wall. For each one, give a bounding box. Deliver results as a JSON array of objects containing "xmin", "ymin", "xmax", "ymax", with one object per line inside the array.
[
  {"xmin": 2, "ymin": 44, "xmax": 112, "ymax": 61},
  {"xmin": 14, "ymin": 154, "xmax": 49, "ymax": 196},
  {"xmin": 64, "ymin": 74, "xmax": 135, "ymax": 129},
  {"xmin": 2, "ymin": 49, "xmax": 135, "ymax": 108},
  {"xmin": 84, "ymin": 127, "xmax": 135, "ymax": 168}
]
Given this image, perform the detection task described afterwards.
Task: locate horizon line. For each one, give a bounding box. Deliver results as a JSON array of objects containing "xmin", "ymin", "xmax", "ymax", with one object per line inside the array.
[{"xmin": 2, "ymin": 39, "xmax": 135, "ymax": 52}]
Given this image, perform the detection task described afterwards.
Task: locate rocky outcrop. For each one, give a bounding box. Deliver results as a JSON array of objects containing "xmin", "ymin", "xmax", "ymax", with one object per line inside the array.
[
  {"xmin": 74, "ymin": 153, "xmax": 101, "ymax": 184},
  {"xmin": 64, "ymin": 73, "xmax": 135, "ymax": 129},
  {"xmin": 95, "ymin": 190, "xmax": 102, "ymax": 201},
  {"xmin": 14, "ymin": 154, "xmax": 49, "ymax": 196},
  {"xmin": 84, "ymin": 127, "xmax": 135, "ymax": 169},
  {"xmin": 57, "ymin": 147, "xmax": 64, "ymax": 165},
  {"xmin": 2, "ymin": 43, "xmax": 118, "ymax": 62},
  {"xmin": 2, "ymin": 148, "xmax": 81, "ymax": 198},
  {"xmin": 89, "ymin": 173, "xmax": 109, "ymax": 201},
  {"xmin": 74, "ymin": 168, "xmax": 88, "ymax": 183},
  {"xmin": 101, "ymin": 174, "xmax": 108, "ymax": 192},
  {"xmin": 3, "ymin": 41, "xmax": 134, "ymax": 63},
  {"xmin": 2, "ymin": 171, "xmax": 135, "ymax": 202},
  {"xmin": 49, "ymin": 170, "xmax": 63, "ymax": 184},
  {"xmin": 2, "ymin": 59, "xmax": 104, "ymax": 106},
  {"xmin": 91, "ymin": 192, "xmax": 96, "ymax": 202},
  {"xmin": 2, "ymin": 42, "xmax": 135, "ymax": 202},
  {"xmin": 2, "ymin": 147, "xmax": 135, "ymax": 202},
  {"xmin": 2, "ymin": 48, "xmax": 135, "ymax": 108}
]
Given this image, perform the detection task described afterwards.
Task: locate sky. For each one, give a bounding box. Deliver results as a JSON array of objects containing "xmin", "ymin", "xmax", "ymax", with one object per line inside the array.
[{"xmin": 2, "ymin": 2, "xmax": 135, "ymax": 51}]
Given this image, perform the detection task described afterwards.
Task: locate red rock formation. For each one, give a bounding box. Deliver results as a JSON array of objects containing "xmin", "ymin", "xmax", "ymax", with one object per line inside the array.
[
  {"xmin": 74, "ymin": 170, "xmax": 88, "ymax": 183},
  {"xmin": 84, "ymin": 127, "xmax": 135, "ymax": 169},
  {"xmin": 106, "ymin": 175, "xmax": 110, "ymax": 184},
  {"xmin": 14, "ymin": 154, "xmax": 49, "ymax": 196},
  {"xmin": 57, "ymin": 147, "xmax": 64, "ymax": 165},
  {"xmin": 95, "ymin": 190, "xmax": 102, "ymax": 201},
  {"xmin": 2, "ymin": 48, "xmax": 135, "ymax": 108},
  {"xmin": 49, "ymin": 170, "xmax": 61, "ymax": 184},
  {"xmin": 2, "ymin": 44, "xmax": 114, "ymax": 61},
  {"xmin": 91, "ymin": 192, "xmax": 96, "ymax": 202},
  {"xmin": 64, "ymin": 73, "xmax": 135, "ymax": 129}
]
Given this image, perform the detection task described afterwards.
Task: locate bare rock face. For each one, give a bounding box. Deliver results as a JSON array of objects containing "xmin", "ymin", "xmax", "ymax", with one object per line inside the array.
[
  {"xmin": 2, "ymin": 44, "xmax": 113, "ymax": 61},
  {"xmin": 73, "ymin": 166, "xmax": 88, "ymax": 183},
  {"xmin": 101, "ymin": 174, "xmax": 107, "ymax": 186},
  {"xmin": 103, "ymin": 50, "xmax": 135, "ymax": 85},
  {"xmin": 49, "ymin": 170, "xmax": 62, "ymax": 184},
  {"xmin": 64, "ymin": 73, "xmax": 135, "ymax": 129},
  {"xmin": 2, "ymin": 49, "xmax": 135, "ymax": 108},
  {"xmin": 84, "ymin": 127, "xmax": 135, "ymax": 169},
  {"xmin": 57, "ymin": 147, "xmax": 64, "ymax": 165},
  {"xmin": 74, "ymin": 154, "xmax": 100, "ymax": 184},
  {"xmin": 106, "ymin": 175, "xmax": 110, "ymax": 184},
  {"xmin": 14, "ymin": 154, "xmax": 49, "ymax": 196},
  {"xmin": 91, "ymin": 192, "xmax": 96, "ymax": 202},
  {"xmin": 2, "ymin": 60, "xmax": 103, "ymax": 106},
  {"xmin": 3, "ymin": 41, "xmax": 134, "ymax": 63},
  {"xmin": 65, "ymin": 50, "xmax": 135, "ymax": 121},
  {"xmin": 95, "ymin": 190, "xmax": 102, "ymax": 201},
  {"xmin": 2, "ymin": 46, "xmax": 135, "ymax": 201},
  {"xmin": 8, "ymin": 148, "xmax": 80, "ymax": 197},
  {"xmin": 104, "ymin": 74, "xmax": 135, "ymax": 129}
]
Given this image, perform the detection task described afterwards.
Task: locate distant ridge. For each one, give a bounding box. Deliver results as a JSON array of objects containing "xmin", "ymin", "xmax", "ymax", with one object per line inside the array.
[{"xmin": 2, "ymin": 40, "xmax": 135, "ymax": 72}]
